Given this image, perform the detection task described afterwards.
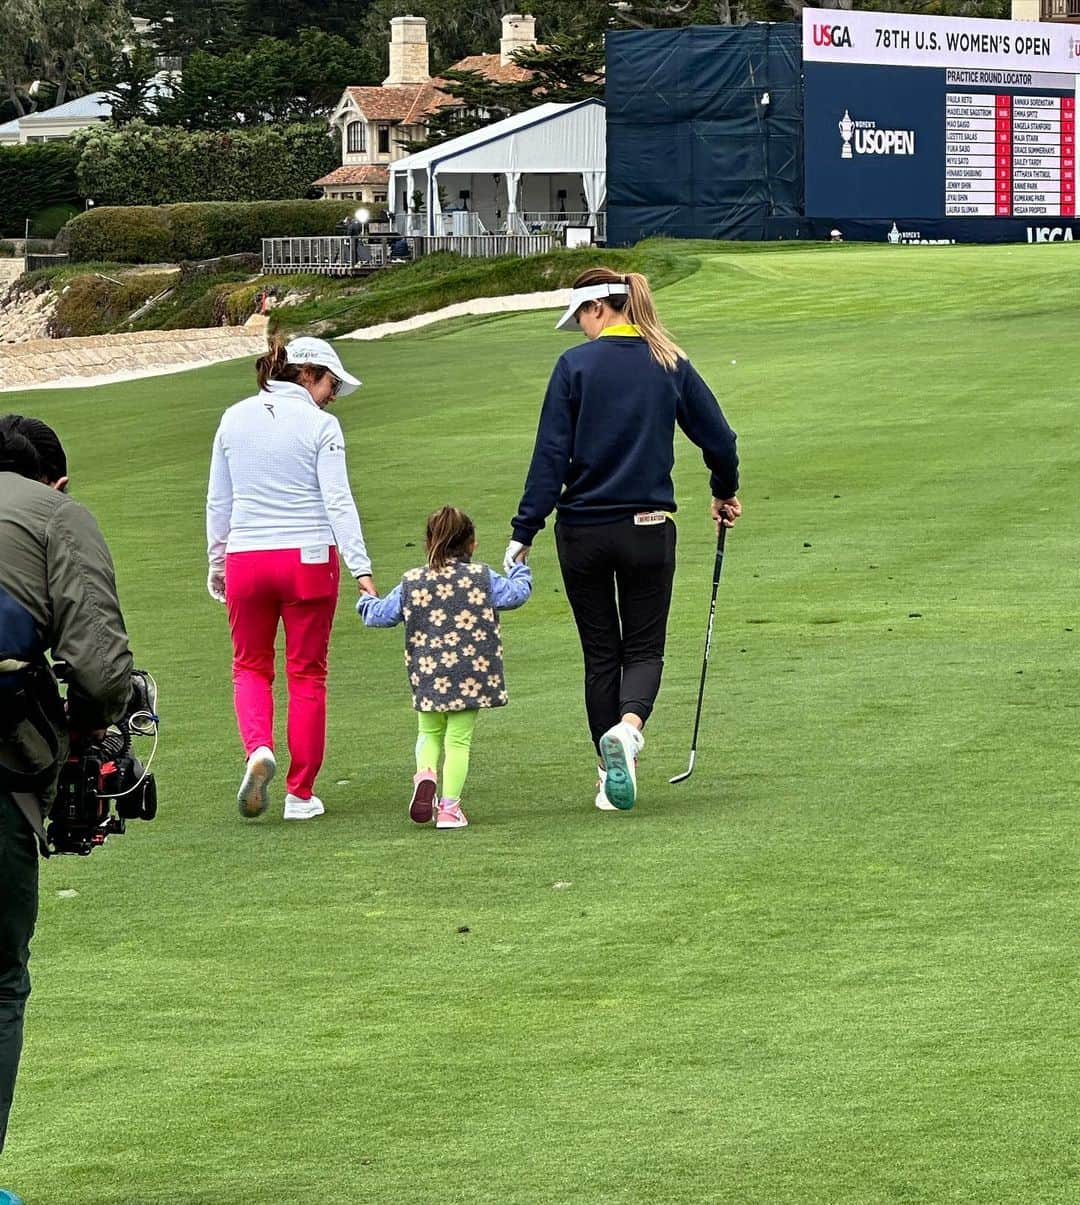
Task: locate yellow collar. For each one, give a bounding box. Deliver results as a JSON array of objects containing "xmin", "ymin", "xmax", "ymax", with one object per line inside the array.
[{"xmin": 597, "ymin": 324, "xmax": 641, "ymax": 338}]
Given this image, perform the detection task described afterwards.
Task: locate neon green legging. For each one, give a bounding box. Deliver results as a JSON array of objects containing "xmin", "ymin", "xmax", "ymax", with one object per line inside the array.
[{"xmin": 416, "ymin": 710, "xmax": 478, "ymax": 800}]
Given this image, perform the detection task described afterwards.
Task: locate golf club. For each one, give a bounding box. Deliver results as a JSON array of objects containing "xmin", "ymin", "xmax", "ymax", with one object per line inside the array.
[{"xmin": 669, "ymin": 522, "xmax": 727, "ymax": 784}]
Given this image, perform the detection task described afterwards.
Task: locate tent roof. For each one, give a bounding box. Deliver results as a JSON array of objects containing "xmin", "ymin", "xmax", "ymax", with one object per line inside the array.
[{"xmin": 389, "ymin": 99, "xmax": 605, "ymax": 178}]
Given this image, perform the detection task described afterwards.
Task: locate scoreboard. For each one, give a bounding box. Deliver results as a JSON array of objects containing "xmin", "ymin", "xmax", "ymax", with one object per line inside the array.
[
  {"xmin": 946, "ymin": 80, "xmax": 1074, "ymax": 217},
  {"xmin": 803, "ymin": 8, "xmax": 1080, "ymax": 237}
]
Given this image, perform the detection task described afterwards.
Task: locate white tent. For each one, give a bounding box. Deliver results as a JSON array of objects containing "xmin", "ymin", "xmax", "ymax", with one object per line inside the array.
[{"xmin": 388, "ymin": 99, "xmax": 606, "ymax": 237}]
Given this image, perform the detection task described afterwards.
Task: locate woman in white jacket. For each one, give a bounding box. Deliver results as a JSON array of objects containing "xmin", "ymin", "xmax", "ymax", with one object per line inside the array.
[{"xmin": 206, "ymin": 335, "xmax": 375, "ymax": 821}]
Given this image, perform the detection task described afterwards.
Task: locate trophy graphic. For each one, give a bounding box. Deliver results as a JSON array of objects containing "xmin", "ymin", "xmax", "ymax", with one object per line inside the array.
[{"xmin": 839, "ymin": 110, "xmax": 854, "ymax": 159}]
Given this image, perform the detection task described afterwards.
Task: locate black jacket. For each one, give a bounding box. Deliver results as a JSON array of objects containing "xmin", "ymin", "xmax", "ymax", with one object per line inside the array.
[
  {"xmin": 0, "ymin": 471, "xmax": 132, "ymax": 848},
  {"xmin": 512, "ymin": 336, "xmax": 739, "ymax": 543}
]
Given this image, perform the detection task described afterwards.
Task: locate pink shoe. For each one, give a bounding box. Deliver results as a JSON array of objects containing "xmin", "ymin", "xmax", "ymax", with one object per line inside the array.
[
  {"xmin": 436, "ymin": 799, "xmax": 468, "ymax": 829},
  {"xmin": 409, "ymin": 771, "xmax": 437, "ymax": 824}
]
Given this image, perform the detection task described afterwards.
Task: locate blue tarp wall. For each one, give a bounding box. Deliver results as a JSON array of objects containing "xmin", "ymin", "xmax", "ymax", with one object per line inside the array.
[{"xmin": 606, "ymin": 24, "xmax": 804, "ymax": 245}]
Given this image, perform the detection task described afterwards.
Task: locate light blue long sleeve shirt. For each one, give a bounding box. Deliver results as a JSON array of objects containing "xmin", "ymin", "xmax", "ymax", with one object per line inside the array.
[{"xmin": 358, "ymin": 561, "xmax": 532, "ymax": 627}]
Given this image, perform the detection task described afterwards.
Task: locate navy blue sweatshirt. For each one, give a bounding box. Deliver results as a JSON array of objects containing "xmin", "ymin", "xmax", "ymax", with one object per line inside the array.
[{"xmin": 511, "ymin": 334, "xmax": 739, "ymax": 544}]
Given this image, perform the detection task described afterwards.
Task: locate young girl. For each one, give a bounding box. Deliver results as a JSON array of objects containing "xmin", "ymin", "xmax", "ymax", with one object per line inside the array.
[{"xmin": 358, "ymin": 507, "xmax": 532, "ymax": 829}]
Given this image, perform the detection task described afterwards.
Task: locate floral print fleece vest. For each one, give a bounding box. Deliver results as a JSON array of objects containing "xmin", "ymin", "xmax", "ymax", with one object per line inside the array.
[{"xmin": 400, "ymin": 561, "xmax": 507, "ymax": 712}]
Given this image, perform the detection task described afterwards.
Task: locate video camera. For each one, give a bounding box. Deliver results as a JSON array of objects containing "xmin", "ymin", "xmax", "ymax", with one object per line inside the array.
[{"xmin": 47, "ymin": 669, "xmax": 160, "ymax": 856}]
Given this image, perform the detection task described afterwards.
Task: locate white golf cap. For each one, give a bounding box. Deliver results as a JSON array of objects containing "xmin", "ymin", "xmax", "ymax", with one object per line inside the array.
[
  {"xmin": 285, "ymin": 336, "xmax": 361, "ymax": 395},
  {"xmin": 554, "ymin": 282, "xmax": 629, "ymax": 332}
]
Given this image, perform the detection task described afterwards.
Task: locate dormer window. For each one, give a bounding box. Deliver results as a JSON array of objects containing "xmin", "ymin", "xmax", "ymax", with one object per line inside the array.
[{"xmin": 347, "ymin": 121, "xmax": 366, "ymax": 153}]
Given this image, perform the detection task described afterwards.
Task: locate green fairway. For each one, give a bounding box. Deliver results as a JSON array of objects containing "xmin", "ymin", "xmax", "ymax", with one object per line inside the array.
[{"xmin": 3, "ymin": 241, "xmax": 1080, "ymax": 1204}]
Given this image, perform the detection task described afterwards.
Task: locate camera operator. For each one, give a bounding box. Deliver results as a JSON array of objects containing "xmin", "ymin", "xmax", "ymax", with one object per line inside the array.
[{"xmin": 0, "ymin": 415, "xmax": 133, "ymax": 1170}]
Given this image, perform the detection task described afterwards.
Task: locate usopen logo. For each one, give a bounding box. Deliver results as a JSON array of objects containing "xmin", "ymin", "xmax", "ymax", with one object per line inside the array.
[{"xmin": 839, "ymin": 110, "xmax": 916, "ymax": 158}]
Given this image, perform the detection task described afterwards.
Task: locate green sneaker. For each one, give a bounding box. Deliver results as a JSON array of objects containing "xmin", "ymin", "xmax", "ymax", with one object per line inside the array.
[{"xmin": 599, "ymin": 724, "xmax": 642, "ymax": 811}]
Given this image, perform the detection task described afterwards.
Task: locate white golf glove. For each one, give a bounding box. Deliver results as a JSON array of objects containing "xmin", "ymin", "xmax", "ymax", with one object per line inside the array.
[
  {"xmin": 503, "ymin": 540, "xmax": 528, "ymax": 574},
  {"xmin": 207, "ymin": 565, "xmax": 226, "ymax": 604}
]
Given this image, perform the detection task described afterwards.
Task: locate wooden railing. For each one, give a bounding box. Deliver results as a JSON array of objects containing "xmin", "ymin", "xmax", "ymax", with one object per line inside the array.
[{"xmin": 25, "ymin": 253, "xmax": 69, "ymax": 272}]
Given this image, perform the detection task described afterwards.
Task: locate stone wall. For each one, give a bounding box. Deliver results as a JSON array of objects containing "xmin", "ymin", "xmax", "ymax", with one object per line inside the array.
[
  {"xmin": 0, "ymin": 278, "xmax": 56, "ymax": 344},
  {"xmin": 0, "ymin": 320, "xmax": 269, "ymax": 390},
  {"xmin": 0, "ymin": 260, "xmax": 24, "ymax": 287}
]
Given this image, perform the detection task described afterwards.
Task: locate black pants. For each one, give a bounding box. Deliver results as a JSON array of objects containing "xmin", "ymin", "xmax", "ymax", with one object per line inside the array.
[
  {"xmin": 0, "ymin": 790, "xmax": 38, "ymax": 1155},
  {"xmin": 556, "ymin": 517, "xmax": 677, "ymax": 754}
]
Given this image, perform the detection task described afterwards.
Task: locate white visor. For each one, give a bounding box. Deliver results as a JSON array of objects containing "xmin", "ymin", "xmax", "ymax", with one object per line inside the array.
[
  {"xmin": 285, "ymin": 336, "xmax": 362, "ymax": 395},
  {"xmin": 554, "ymin": 282, "xmax": 629, "ymax": 332}
]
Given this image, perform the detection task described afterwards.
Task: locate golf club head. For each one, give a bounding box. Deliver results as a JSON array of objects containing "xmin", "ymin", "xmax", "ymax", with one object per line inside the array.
[{"xmin": 668, "ymin": 750, "xmax": 696, "ymax": 785}]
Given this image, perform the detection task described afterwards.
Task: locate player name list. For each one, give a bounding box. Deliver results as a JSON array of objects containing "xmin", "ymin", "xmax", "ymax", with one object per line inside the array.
[{"xmin": 944, "ymin": 92, "xmax": 1075, "ymax": 216}]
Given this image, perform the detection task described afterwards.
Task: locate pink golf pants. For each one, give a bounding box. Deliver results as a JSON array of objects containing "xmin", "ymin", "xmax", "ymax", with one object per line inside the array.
[{"xmin": 225, "ymin": 548, "xmax": 340, "ymax": 800}]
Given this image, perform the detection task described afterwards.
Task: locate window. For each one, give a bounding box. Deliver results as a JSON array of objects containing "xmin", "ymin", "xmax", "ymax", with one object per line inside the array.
[
  {"xmin": 347, "ymin": 121, "xmax": 365, "ymax": 154},
  {"xmin": 373, "ymin": 193, "xmax": 387, "ymax": 204},
  {"xmin": 377, "ymin": 125, "xmax": 390, "ymax": 154}
]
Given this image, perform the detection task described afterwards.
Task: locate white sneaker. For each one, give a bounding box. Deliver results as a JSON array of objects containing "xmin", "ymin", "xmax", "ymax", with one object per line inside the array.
[
  {"xmin": 284, "ymin": 793, "xmax": 325, "ymax": 821},
  {"xmin": 595, "ymin": 767, "xmax": 618, "ymax": 811},
  {"xmin": 237, "ymin": 746, "xmax": 275, "ymax": 818},
  {"xmin": 598, "ymin": 723, "xmax": 644, "ymax": 811}
]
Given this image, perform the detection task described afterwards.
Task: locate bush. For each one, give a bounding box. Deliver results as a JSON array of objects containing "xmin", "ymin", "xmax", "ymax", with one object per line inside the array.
[
  {"xmin": 75, "ymin": 121, "xmax": 338, "ymax": 207},
  {"xmin": 0, "ymin": 143, "xmax": 81, "ymax": 236},
  {"xmin": 48, "ymin": 271, "xmax": 178, "ymax": 338},
  {"xmin": 61, "ymin": 206, "xmax": 174, "ymax": 263},
  {"xmin": 0, "ymin": 241, "xmax": 15, "ymax": 257},
  {"xmin": 64, "ymin": 199, "xmax": 358, "ymax": 263},
  {"xmin": 29, "ymin": 202, "xmax": 80, "ymax": 238}
]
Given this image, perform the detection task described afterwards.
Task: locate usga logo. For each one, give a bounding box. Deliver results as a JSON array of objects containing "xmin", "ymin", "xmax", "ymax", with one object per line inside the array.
[
  {"xmin": 1026, "ymin": 227, "xmax": 1075, "ymax": 241},
  {"xmin": 813, "ymin": 23, "xmax": 852, "ymax": 48},
  {"xmin": 839, "ymin": 110, "xmax": 916, "ymax": 158}
]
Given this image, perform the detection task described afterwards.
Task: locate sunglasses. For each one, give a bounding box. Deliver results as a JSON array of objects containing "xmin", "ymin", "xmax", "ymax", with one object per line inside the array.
[{"xmin": 327, "ymin": 373, "xmax": 343, "ymax": 397}]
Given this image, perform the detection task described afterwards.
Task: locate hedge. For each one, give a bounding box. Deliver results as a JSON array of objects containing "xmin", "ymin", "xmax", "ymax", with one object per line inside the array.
[
  {"xmin": 62, "ymin": 199, "xmax": 359, "ymax": 263},
  {"xmin": 0, "ymin": 143, "xmax": 81, "ymax": 236},
  {"xmin": 75, "ymin": 122, "xmax": 339, "ymax": 207}
]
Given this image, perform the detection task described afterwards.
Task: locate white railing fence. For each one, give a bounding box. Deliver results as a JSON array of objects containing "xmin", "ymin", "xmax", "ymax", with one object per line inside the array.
[
  {"xmin": 518, "ymin": 212, "xmax": 606, "ymax": 241},
  {"xmin": 409, "ymin": 234, "xmax": 558, "ymax": 258},
  {"xmin": 261, "ymin": 237, "xmax": 389, "ymax": 275},
  {"xmin": 262, "ymin": 233, "xmax": 559, "ymax": 272},
  {"xmin": 392, "ymin": 211, "xmax": 606, "ymax": 240}
]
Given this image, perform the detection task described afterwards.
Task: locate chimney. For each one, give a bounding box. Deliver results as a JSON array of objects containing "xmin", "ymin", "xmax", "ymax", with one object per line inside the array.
[
  {"xmin": 500, "ymin": 13, "xmax": 537, "ymax": 67},
  {"xmin": 384, "ymin": 15, "xmax": 430, "ymax": 86}
]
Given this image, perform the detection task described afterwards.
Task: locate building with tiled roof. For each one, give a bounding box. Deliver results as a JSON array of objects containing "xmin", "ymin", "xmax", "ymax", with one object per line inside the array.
[
  {"xmin": 314, "ymin": 14, "xmax": 539, "ymax": 205},
  {"xmin": 448, "ymin": 54, "xmax": 535, "ymax": 85}
]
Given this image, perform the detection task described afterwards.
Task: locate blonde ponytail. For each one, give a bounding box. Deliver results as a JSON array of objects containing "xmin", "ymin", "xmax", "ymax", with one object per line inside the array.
[
  {"xmin": 569, "ymin": 267, "xmax": 686, "ymax": 371},
  {"xmin": 623, "ymin": 272, "xmax": 685, "ymax": 372}
]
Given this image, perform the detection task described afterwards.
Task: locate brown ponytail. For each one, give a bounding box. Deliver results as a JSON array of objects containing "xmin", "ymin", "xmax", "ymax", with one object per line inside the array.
[
  {"xmin": 570, "ymin": 267, "xmax": 686, "ymax": 372},
  {"xmin": 255, "ymin": 334, "xmax": 330, "ymax": 391},
  {"xmin": 426, "ymin": 506, "xmax": 476, "ymax": 571}
]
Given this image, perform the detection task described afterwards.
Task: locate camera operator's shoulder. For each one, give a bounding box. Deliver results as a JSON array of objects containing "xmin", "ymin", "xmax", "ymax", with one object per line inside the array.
[
  {"xmin": 0, "ymin": 471, "xmax": 65, "ymax": 521},
  {"xmin": 44, "ymin": 491, "xmax": 109, "ymax": 550}
]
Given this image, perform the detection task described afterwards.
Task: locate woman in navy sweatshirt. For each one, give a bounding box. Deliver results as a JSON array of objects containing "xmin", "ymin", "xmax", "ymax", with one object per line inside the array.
[{"xmin": 506, "ymin": 267, "xmax": 741, "ymax": 812}]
